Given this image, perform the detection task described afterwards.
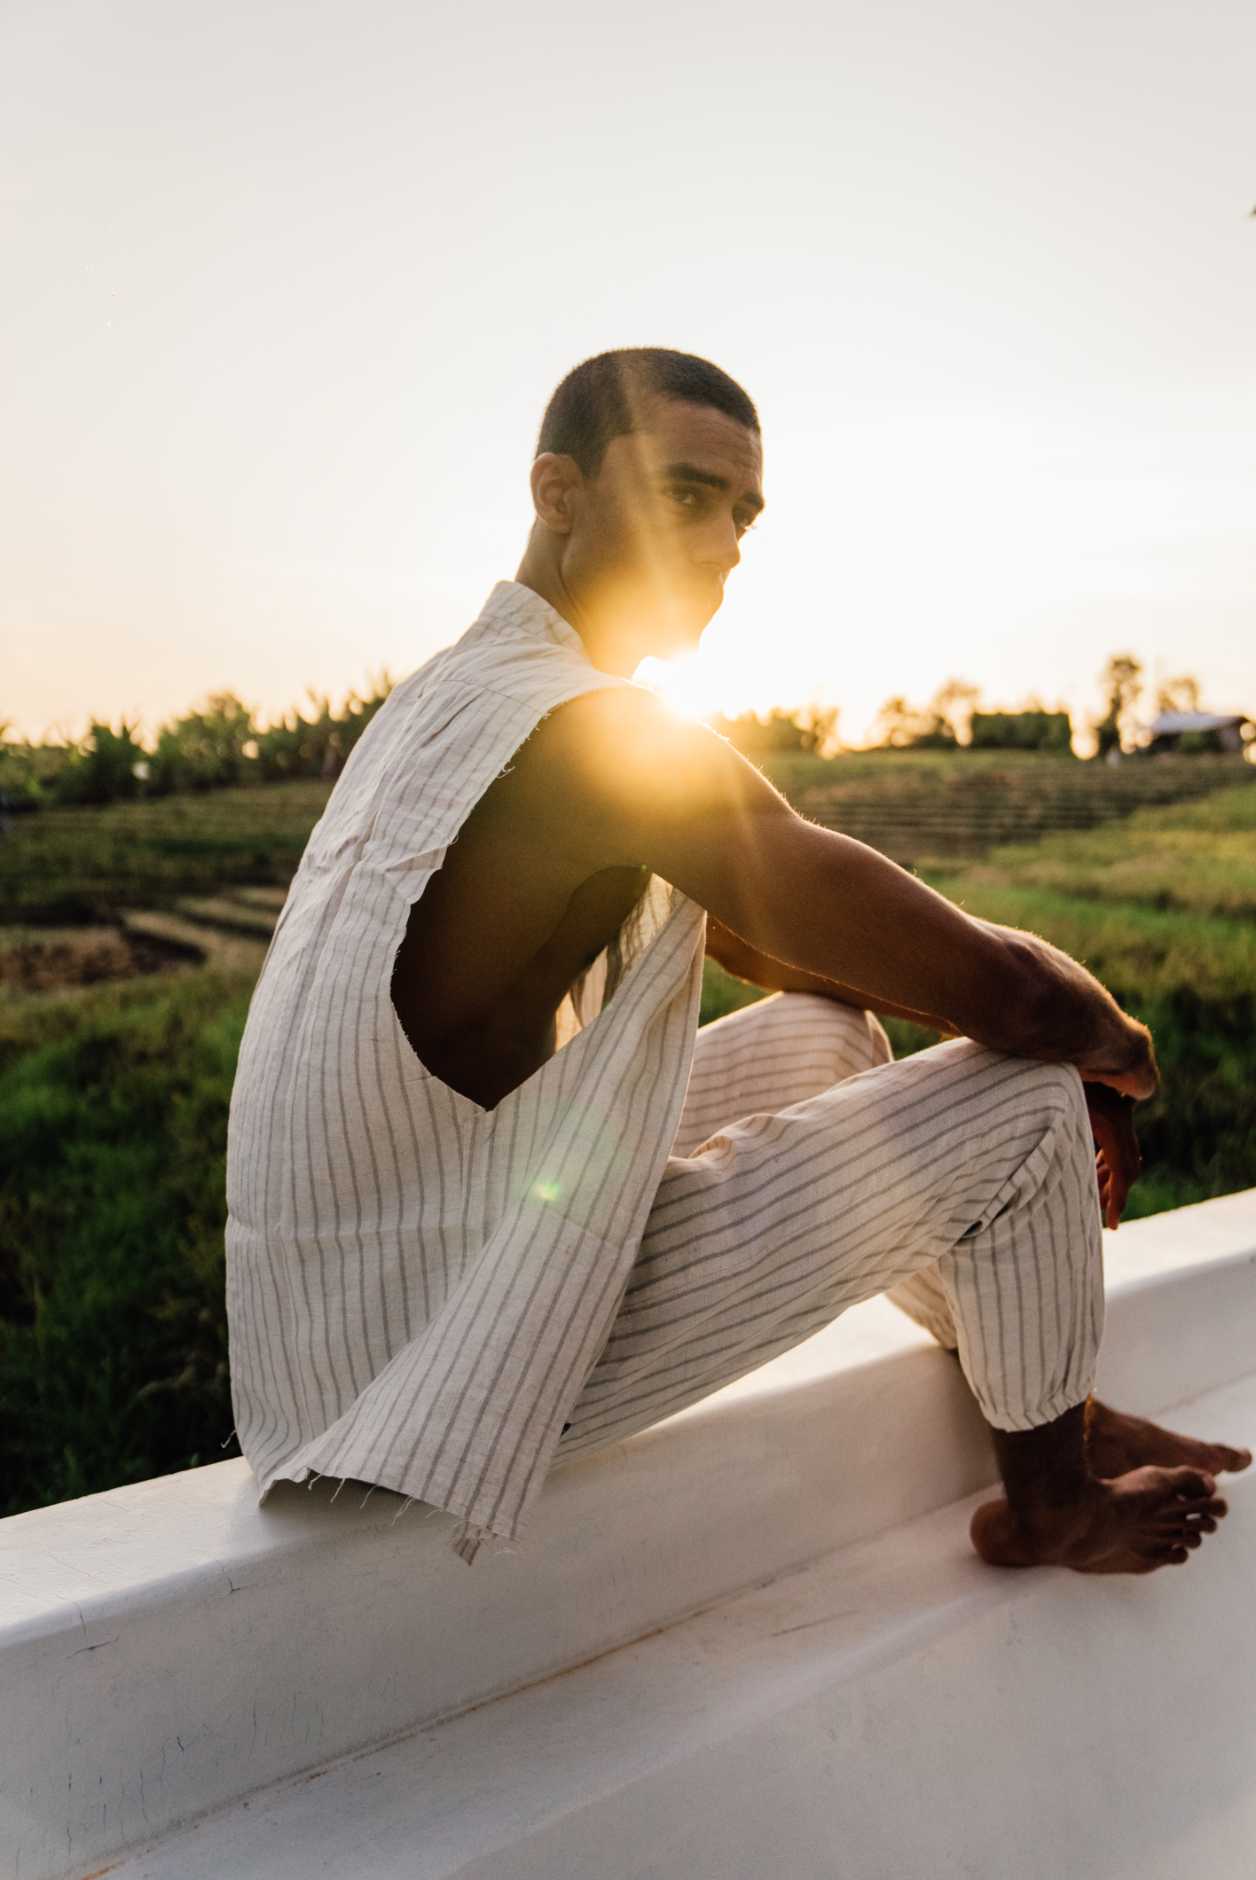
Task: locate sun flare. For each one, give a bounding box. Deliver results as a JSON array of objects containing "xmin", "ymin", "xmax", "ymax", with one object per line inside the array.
[{"xmin": 634, "ymin": 654, "xmax": 721, "ymax": 723}]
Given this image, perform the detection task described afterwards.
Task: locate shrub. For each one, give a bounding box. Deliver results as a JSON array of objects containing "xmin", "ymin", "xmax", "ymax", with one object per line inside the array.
[
  {"xmin": 52, "ymin": 722, "xmax": 146, "ymax": 806},
  {"xmin": 150, "ymin": 693, "xmax": 256, "ymax": 794}
]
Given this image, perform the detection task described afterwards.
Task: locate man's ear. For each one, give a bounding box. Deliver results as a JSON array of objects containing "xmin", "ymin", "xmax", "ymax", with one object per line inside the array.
[{"xmin": 530, "ymin": 452, "xmax": 583, "ymax": 534}]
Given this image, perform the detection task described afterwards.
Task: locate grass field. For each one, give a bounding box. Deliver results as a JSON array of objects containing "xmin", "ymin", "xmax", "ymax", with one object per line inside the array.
[
  {"xmin": 0, "ymin": 750, "xmax": 1247, "ymax": 917},
  {"xmin": 1, "ymin": 752, "xmax": 1253, "ymax": 1516},
  {"xmin": 0, "ymin": 779, "xmax": 329, "ymax": 923},
  {"xmin": 937, "ymin": 781, "xmax": 1256, "ymax": 921}
]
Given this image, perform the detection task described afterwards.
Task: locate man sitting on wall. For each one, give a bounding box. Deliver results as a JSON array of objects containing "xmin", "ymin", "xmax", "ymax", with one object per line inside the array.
[{"xmin": 225, "ymin": 347, "xmax": 1248, "ymax": 1570}]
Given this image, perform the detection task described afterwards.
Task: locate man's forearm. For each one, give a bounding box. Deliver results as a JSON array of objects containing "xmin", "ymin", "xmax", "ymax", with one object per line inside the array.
[
  {"xmin": 578, "ymin": 709, "xmax": 1155, "ymax": 1093},
  {"xmin": 698, "ymin": 825, "xmax": 1153, "ymax": 1094},
  {"xmin": 705, "ymin": 919, "xmax": 952, "ymax": 1030}
]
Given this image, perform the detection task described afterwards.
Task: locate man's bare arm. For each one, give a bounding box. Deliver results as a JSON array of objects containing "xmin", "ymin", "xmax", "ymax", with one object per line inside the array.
[
  {"xmin": 544, "ymin": 690, "xmax": 1156, "ymax": 1096},
  {"xmin": 705, "ymin": 915, "xmax": 955, "ymax": 1031}
]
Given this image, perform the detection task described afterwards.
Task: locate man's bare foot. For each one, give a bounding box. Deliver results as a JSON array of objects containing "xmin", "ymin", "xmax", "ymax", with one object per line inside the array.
[
  {"xmin": 971, "ymin": 1465, "xmax": 1227, "ymax": 1575},
  {"xmin": 973, "ymin": 1404, "xmax": 1230, "ymax": 1576},
  {"xmin": 1086, "ymin": 1399, "xmax": 1252, "ymax": 1482}
]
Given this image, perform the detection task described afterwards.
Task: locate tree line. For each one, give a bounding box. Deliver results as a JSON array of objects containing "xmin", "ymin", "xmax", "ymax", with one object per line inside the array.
[
  {"xmin": 0, "ymin": 654, "xmax": 1222, "ymax": 813},
  {"xmin": 864, "ymin": 658, "xmax": 1219, "ymax": 757},
  {"xmin": 720, "ymin": 656, "xmax": 1217, "ymax": 761},
  {"xmin": 0, "ymin": 679, "xmax": 393, "ymax": 811}
]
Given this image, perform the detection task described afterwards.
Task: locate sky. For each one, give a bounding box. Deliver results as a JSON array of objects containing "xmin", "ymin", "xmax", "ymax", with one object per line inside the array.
[{"xmin": 3, "ymin": 0, "xmax": 1253, "ymax": 747}]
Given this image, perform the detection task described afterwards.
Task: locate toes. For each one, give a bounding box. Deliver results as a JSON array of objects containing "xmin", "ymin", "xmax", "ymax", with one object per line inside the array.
[
  {"xmin": 1152, "ymin": 1506, "xmax": 1221, "ymax": 1537},
  {"xmin": 1149, "ymin": 1525, "xmax": 1205, "ymax": 1549},
  {"xmin": 1168, "ymin": 1468, "xmax": 1217, "ymax": 1501},
  {"xmin": 1168, "ymin": 1498, "xmax": 1225, "ymax": 1523},
  {"xmin": 1198, "ymin": 1443, "xmax": 1248, "ymax": 1474},
  {"xmin": 1133, "ymin": 1540, "xmax": 1192, "ymax": 1568}
]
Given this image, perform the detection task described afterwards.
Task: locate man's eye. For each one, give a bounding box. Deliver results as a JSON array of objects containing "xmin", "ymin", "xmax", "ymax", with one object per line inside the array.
[{"xmin": 666, "ymin": 486, "xmax": 701, "ymax": 509}]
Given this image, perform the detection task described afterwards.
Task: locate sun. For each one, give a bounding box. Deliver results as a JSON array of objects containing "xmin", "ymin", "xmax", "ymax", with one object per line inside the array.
[{"xmin": 634, "ymin": 654, "xmax": 720, "ymax": 723}]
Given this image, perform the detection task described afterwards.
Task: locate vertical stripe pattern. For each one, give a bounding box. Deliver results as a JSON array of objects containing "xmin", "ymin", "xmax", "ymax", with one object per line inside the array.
[
  {"xmin": 227, "ymin": 580, "xmax": 1105, "ymax": 1568},
  {"xmin": 554, "ymin": 990, "xmax": 1104, "ymax": 1462},
  {"xmin": 225, "ymin": 582, "xmax": 706, "ymax": 1562}
]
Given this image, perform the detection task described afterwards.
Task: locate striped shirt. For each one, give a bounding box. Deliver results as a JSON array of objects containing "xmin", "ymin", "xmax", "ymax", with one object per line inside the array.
[{"xmin": 225, "ymin": 580, "xmax": 707, "ymax": 1560}]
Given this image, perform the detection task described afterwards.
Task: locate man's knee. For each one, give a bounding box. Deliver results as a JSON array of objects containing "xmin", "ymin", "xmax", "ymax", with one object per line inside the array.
[
  {"xmin": 1030, "ymin": 1059, "xmax": 1089, "ymax": 1139},
  {"xmin": 964, "ymin": 1042, "xmax": 1086, "ymax": 1131},
  {"xmin": 775, "ymin": 992, "xmax": 892, "ymax": 1076},
  {"xmin": 998, "ymin": 1058, "xmax": 1095, "ymax": 1204},
  {"xmin": 941, "ymin": 1044, "xmax": 1093, "ymax": 1200}
]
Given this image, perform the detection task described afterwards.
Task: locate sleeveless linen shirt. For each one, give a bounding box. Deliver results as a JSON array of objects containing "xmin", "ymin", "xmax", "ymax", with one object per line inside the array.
[{"xmin": 225, "ymin": 580, "xmax": 706, "ymax": 1562}]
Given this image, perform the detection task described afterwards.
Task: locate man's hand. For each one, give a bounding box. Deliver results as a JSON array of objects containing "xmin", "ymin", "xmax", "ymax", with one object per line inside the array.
[
  {"xmin": 1084, "ymin": 1082, "xmax": 1143, "ymax": 1230},
  {"xmin": 971, "ymin": 921, "xmax": 1161, "ymax": 1101},
  {"xmin": 1071, "ymin": 1012, "xmax": 1160, "ymax": 1102}
]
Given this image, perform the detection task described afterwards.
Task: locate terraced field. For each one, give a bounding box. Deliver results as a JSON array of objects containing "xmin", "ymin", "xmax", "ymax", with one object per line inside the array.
[
  {"xmin": 2, "ymin": 752, "xmax": 1249, "ymax": 935},
  {"xmin": 0, "ymin": 779, "xmax": 327, "ymax": 925},
  {"xmin": 3, "ymin": 756, "xmax": 1253, "ymax": 1521},
  {"xmin": 790, "ymin": 752, "xmax": 1251, "ymax": 865}
]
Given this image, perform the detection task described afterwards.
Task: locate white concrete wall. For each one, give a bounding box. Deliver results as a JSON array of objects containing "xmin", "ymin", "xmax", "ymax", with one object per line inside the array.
[
  {"xmin": 3, "ymin": 1189, "xmax": 1255, "ymax": 1880},
  {"xmin": 110, "ymin": 1374, "xmax": 1256, "ymax": 1880}
]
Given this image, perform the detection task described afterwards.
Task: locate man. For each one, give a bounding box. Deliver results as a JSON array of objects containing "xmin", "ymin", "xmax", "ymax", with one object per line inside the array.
[{"xmin": 225, "ymin": 347, "xmax": 1247, "ymax": 1571}]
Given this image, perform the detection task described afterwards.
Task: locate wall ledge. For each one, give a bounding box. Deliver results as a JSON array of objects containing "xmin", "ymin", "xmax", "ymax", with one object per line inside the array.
[{"xmin": 3, "ymin": 1188, "xmax": 1255, "ymax": 1880}]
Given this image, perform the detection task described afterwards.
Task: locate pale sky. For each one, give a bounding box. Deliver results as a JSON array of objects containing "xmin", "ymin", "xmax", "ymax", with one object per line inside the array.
[{"xmin": 3, "ymin": 0, "xmax": 1253, "ymax": 745}]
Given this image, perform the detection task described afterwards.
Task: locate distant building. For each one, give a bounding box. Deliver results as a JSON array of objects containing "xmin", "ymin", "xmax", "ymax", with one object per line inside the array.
[{"xmin": 1144, "ymin": 710, "xmax": 1252, "ymax": 755}]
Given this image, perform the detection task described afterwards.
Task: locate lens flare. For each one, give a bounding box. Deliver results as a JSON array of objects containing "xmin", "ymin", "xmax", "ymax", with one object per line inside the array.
[{"xmin": 635, "ymin": 654, "xmax": 718, "ymax": 723}]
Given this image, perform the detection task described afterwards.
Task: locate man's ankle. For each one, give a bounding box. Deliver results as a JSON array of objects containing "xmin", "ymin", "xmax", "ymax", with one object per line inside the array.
[{"xmin": 991, "ymin": 1400, "xmax": 1092, "ymax": 1514}]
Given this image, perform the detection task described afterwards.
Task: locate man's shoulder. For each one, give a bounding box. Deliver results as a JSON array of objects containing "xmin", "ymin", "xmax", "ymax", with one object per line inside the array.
[
  {"xmin": 524, "ymin": 683, "xmax": 727, "ymax": 799},
  {"xmin": 515, "ymin": 684, "xmax": 790, "ymax": 860}
]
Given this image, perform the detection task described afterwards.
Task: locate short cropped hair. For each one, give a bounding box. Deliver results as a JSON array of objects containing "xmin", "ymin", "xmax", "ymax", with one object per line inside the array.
[{"xmin": 536, "ymin": 348, "xmax": 759, "ymax": 476}]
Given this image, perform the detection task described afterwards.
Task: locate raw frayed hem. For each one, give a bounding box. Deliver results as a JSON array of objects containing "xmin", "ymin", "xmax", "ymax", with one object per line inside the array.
[
  {"xmin": 450, "ymin": 1517, "xmax": 522, "ymax": 1567},
  {"xmin": 255, "ymin": 1461, "xmax": 522, "ymax": 1564}
]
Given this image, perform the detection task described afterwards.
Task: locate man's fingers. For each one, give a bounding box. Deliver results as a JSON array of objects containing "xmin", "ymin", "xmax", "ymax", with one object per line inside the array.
[
  {"xmin": 1087, "ymin": 1089, "xmax": 1143, "ymax": 1230},
  {"xmin": 1093, "ymin": 1119, "xmax": 1135, "ymax": 1185},
  {"xmin": 1087, "ymin": 1066, "xmax": 1158, "ymax": 1101}
]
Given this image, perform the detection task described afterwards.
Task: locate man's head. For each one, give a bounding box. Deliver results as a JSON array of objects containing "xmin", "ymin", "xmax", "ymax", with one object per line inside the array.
[{"xmin": 522, "ymin": 348, "xmax": 763, "ymax": 665}]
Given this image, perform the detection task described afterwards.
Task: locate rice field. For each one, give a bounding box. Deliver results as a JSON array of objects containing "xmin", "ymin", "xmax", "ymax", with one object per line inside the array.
[{"xmin": 1, "ymin": 752, "xmax": 1253, "ymax": 1516}]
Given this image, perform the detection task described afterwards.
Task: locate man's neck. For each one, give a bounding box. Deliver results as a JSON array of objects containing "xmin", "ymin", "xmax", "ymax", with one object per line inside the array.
[{"xmin": 512, "ymin": 555, "xmax": 640, "ymax": 677}]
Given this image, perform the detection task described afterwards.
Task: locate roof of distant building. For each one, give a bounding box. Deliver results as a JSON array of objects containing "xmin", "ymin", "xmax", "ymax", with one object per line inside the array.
[{"xmin": 1148, "ymin": 710, "xmax": 1250, "ymax": 736}]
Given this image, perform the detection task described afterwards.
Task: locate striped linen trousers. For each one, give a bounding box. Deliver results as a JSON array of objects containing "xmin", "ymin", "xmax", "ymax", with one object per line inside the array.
[{"xmin": 554, "ymin": 989, "xmax": 1105, "ymax": 1463}]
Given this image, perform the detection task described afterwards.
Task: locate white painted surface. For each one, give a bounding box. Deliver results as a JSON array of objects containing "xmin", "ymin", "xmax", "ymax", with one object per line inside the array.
[
  {"xmin": 105, "ymin": 1373, "xmax": 1256, "ymax": 1880},
  {"xmin": 2, "ymin": 1188, "xmax": 1254, "ymax": 1880}
]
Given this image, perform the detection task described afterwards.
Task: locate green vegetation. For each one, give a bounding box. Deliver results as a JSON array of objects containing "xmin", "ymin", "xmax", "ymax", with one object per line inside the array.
[
  {"xmin": 0, "ymin": 779, "xmax": 330, "ymax": 923},
  {"xmin": 2, "ymin": 755, "xmax": 1254, "ymax": 1516},
  {"xmin": 1, "ymin": 679, "xmax": 391, "ymax": 811},
  {"xmin": 925, "ymin": 782, "xmax": 1256, "ymax": 1219},
  {"xmin": 969, "ymin": 710, "xmax": 1072, "ymax": 752},
  {"xmin": 787, "ymin": 750, "xmax": 1247, "ymax": 863},
  {"xmin": 0, "ymin": 971, "xmax": 251, "ymax": 1516},
  {"xmin": 941, "ymin": 783, "xmax": 1256, "ymax": 921}
]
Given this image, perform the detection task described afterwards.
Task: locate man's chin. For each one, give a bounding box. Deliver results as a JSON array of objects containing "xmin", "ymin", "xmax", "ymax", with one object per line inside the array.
[
  {"xmin": 668, "ymin": 597, "xmax": 719, "ymax": 651},
  {"xmin": 659, "ymin": 625, "xmax": 709, "ymax": 661},
  {"xmin": 635, "ymin": 583, "xmax": 718, "ymax": 656}
]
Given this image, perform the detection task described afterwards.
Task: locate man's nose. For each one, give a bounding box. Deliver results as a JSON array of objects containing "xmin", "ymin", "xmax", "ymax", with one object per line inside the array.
[{"xmin": 703, "ymin": 515, "xmax": 741, "ymax": 576}]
